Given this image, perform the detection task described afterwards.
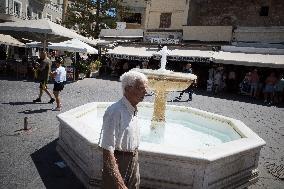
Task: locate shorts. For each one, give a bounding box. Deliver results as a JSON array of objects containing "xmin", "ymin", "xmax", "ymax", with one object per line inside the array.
[
  {"xmin": 263, "ymin": 84, "xmax": 274, "ymax": 93},
  {"xmin": 250, "ymin": 82, "xmax": 258, "ymax": 91},
  {"xmin": 39, "ymin": 80, "xmax": 48, "ymax": 89},
  {"xmin": 53, "ymin": 82, "xmax": 64, "ymax": 91}
]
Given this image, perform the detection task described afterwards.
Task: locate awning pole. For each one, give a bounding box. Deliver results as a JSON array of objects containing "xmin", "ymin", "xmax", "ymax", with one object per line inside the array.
[{"xmin": 43, "ymin": 33, "xmax": 47, "ymax": 51}]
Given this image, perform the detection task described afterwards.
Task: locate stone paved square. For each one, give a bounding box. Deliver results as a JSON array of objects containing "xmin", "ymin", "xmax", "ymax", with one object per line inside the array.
[{"xmin": 0, "ymin": 77, "xmax": 283, "ymax": 189}]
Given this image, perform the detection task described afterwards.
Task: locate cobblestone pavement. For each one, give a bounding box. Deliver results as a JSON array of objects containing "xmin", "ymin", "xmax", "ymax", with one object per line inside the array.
[{"xmin": 0, "ymin": 77, "xmax": 283, "ymax": 189}]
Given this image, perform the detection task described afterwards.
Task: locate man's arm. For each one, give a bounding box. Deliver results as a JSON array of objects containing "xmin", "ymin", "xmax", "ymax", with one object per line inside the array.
[
  {"xmin": 50, "ymin": 69, "xmax": 57, "ymax": 78},
  {"xmin": 103, "ymin": 149, "xmax": 127, "ymax": 189}
]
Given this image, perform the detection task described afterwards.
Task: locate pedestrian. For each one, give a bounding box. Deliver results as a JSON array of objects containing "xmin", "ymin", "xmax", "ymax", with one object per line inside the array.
[
  {"xmin": 175, "ymin": 63, "xmax": 194, "ymax": 101},
  {"xmin": 239, "ymin": 72, "xmax": 252, "ymax": 95},
  {"xmin": 263, "ymin": 72, "xmax": 277, "ymax": 105},
  {"xmin": 227, "ymin": 69, "xmax": 236, "ymax": 93},
  {"xmin": 33, "ymin": 51, "xmax": 55, "ymax": 104},
  {"xmin": 213, "ymin": 69, "xmax": 222, "ymax": 94},
  {"xmin": 50, "ymin": 58, "xmax": 66, "ymax": 111},
  {"xmin": 250, "ymin": 69, "xmax": 259, "ymax": 98},
  {"xmin": 273, "ymin": 74, "xmax": 284, "ymax": 105},
  {"xmin": 100, "ymin": 70, "xmax": 148, "ymax": 189}
]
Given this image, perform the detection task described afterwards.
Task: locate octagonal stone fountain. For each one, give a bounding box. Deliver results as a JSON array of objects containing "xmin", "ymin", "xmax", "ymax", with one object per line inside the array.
[{"xmin": 56, "ymin": 46, "xmax": 265, "ymax": 189}]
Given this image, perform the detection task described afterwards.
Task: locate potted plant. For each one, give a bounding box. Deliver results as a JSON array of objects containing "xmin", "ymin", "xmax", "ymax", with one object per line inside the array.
[
  {"xmin": 88, "ymin": 59, "xmax": 102, "ymax": 78},
  {"xmin": 73, "ymin": 60, "xmax": 89, "ymax": 80}
]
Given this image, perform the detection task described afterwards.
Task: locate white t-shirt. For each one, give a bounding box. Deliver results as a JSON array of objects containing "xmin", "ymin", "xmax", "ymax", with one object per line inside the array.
[
  {"xmin": 55, "ymin": 66, "xmax": 66, "ymax": 83},
  {"xmin": 100, "ymin": 96, "xmax": 140, "ymax": 153}
]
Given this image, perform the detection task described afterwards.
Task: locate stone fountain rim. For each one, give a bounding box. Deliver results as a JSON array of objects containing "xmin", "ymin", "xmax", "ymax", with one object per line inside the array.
[{"xmin": 57, "ymin": 102, "xmax": 265, "ymax": 162}]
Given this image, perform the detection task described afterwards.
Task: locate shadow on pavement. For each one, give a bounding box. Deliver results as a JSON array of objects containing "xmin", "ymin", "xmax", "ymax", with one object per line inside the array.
[
  {"xmin": 18, "ymin": 108, "xmax": 52, "ymax": 114},
  {"xmin": 95, "ymin": 75, "xmax": 119, "ymax": 81},
  {"xmin": 3, "ymin": 101, "xmax": 46, "ymax": 105},
  {"xmin": 31, "ymin": 139, "xmax": 84, "ymax": 189},
  {"xmin": 0, "ymin": 76, "xmax": 36, "ymax": 82}
]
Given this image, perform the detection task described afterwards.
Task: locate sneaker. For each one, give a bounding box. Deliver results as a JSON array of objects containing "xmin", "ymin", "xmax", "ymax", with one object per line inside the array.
[
  {"xmin": 186, "ymin": 98, "xmax": 192, "ymax": 102},
  {"xmin": 33, "ymin": 98, "xmax": 41, "ymax": 103},
  {"xmin": 52, "ymin": 107, "xmax": 61, "ymax": 111},
  {"xmin": 48, "ymin": 98, "xmax": 55, "ymax": 104}
]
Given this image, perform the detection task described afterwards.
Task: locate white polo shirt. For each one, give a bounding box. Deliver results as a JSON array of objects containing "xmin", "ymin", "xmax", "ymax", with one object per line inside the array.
[
  {"xmin": 55, "ymin": 66, "xmax": 66, "ymax": 83},
  {"xmin": 100, "ymin": 96, "xmax": 140, "ymax": 153}
]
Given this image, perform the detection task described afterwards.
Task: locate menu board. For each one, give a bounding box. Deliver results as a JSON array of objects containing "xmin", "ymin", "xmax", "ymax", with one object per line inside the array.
[{"xmin": 66, "ymin": 66, "xmax": 75, "ymax": 81}]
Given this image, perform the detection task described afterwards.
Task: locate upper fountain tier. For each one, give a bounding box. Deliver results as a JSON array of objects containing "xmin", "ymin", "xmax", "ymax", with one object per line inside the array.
[{"xmin": 132, "ymin": 68, "xmax": 197, "ymax": 92}]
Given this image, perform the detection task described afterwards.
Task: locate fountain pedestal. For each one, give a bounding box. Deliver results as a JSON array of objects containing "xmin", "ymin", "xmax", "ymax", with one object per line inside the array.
[
  {"xmin": 152, "ymin": 90, "xmax": 167, "ymax": 122},
  {"xmin": 142, "ymin": 71, "xmax": 195, "ymax": 122}
]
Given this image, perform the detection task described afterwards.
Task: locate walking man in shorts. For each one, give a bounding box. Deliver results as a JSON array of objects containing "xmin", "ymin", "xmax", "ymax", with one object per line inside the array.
[
  {"xmin": 50, "ymin": 58, "xmax": 66, "ymax": 111},
  {"xmin": 33, "ymin": 51, "xmax": 55, "ymax": 103}
]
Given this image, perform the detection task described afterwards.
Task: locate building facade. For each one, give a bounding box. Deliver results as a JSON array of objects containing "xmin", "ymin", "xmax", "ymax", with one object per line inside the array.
[
  {"xmin": 189, "ymin": 0, "xmax": 284, "ymax": 27},
  {"xmin": 115, "ymin": 0, "xmax": 284, "ymax": 43},
  {"xmin": 144, "ymin": 0, "xmax": 189, "ymax": 42},
  {"xmin": 120, "ymin": 0, "xmax": 147, "ymax": 29},
  {"xmin": 0, "ymin": 0, "xmax": 63, "ymax": 23}
]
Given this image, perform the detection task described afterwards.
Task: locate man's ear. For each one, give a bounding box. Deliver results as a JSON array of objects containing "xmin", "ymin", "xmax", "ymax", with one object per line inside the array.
[{"xmin": 124, "ymin": 86, "xmax": 130, "ymax": 94}]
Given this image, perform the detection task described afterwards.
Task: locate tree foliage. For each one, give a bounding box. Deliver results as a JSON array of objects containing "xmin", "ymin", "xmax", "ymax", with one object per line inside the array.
[{"xmin": 63, "ymin": 0, "xmax": 128, "ymax": 39}]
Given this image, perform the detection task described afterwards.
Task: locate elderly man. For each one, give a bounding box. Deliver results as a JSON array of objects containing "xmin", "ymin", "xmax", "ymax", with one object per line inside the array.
[
  {"xmin": 33, "ymin": 51, "xmax": 55, "ymax": 103},
  {"xmin": 100, "ymin": 70, "xmax": 148, "ymax": 189}
]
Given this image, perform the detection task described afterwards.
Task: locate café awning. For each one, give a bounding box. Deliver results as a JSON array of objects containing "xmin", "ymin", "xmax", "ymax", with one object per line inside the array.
[
  {"xmin": 153, "ymin": 49, "xmax": 214, "ymax": 63},
  {"xmin": 106, "ymin": 46, "xmax": 157, "ymax": 61},
  {"xmin": 213, "ymin": 51, "xmax": 284, "ymax": 68}
]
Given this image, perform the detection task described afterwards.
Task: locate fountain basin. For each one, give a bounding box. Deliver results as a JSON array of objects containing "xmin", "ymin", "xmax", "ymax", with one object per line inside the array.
[
  {"xmin": 56, "ymin": 102, "xmax": 265, "ymax": 189},
  {"xmin": 133, "ymin": 68, "xmax": 197, "ymax": 91},
  {"xmin": 133, "ymin": 68, "xmax": 197, "ymax": 121}
]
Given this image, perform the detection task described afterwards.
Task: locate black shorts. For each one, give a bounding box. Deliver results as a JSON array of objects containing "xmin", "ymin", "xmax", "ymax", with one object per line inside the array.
[{"xmin": 53, "ymin": 82, "xmax": 64, "ymax": 91}]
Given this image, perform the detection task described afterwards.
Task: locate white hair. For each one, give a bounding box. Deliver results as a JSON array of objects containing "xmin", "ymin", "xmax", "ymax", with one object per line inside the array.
[{"xmin": 120, "ymin": 70, "xmax": 148, "ymax": 93}]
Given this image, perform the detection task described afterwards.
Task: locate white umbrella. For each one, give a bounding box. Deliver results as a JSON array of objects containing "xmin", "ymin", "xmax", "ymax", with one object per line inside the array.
[
  {"xmin": 0, "ymin": 19, "xmax": 95, "ymax": 50},
  {"xmin": 49, "ymin": 38, "xmax": 98, "ymax": 54},
  {"xmin": 0, "ymin": 34, "xmax": 25, "ymax": 47}
]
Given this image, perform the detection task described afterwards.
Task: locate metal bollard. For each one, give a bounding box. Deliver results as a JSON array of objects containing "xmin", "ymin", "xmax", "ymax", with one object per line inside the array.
[{"xmin": 24, "ymin": 117, "xmax": 28, "ymax": 130}]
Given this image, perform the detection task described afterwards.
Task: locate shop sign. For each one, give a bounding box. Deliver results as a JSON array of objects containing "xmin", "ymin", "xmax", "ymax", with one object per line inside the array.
[
  {"xmin": 106, "ymin": 54, "xmax": 150, "ymax": 61},
  {"xmin": 153, "ymin": 54, "xmax": 211, "ymax": 63},
  {"xmin": 150, "ymin": 38, "xmax": 180, "ymax": 44}
]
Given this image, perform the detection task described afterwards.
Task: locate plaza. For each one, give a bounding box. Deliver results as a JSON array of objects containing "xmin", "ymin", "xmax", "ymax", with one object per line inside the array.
[
  {"xmin": 0, "ymin": 0, "xmax": 284, "ymax": 188},
  {"xmin": 0, "ymin": 76, "xmax": 283, "ymax": 188}
]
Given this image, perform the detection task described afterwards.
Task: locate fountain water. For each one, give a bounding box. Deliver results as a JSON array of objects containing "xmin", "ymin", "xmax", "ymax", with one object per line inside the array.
[{"xmin": 56, "ymin": 46, "xmax": 265, "ymax": 189}]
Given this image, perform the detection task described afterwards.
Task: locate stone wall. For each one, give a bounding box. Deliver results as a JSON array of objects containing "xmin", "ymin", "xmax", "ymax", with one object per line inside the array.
[
  {"xmin": 191, "ymin": 0, "xmax": 284, "ymax": 27},
  {"xmin": 145, "ymin": 0, "xmax": 188, "ymax": 30},
  {"xmin": 183, "ymin": 26, "xmax": 232, "ymax": 42}
]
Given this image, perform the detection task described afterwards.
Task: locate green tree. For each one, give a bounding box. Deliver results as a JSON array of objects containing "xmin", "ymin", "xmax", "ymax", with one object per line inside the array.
[{"xmin": 63, "ymin": 0, "xmax": 128, "ymax": 38}]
